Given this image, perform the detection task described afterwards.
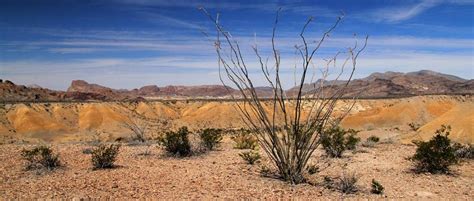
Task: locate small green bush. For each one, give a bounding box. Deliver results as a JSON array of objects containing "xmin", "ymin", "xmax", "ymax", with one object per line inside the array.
[
  {"xmin": 232, "ymin": 130, "xmax": 258, "ymax": 150},
  {"xmin": 21, "ymin": 146, "xmax": 60, "ymax": 170},
  {"xmin": 320, "ymin": 126, "xmax": 360, "ymax": 158},
  {"xmin": 411, "ymin": 125, "xmax": 457, "ymax": 174},
  {"xmin": 91, "ymin": 144, "xmax": 120, "ymax": 169},
  {"xmin": 371, "ymin": 179, "xmax": 384, "ymax": 194},
  {"xmin": 199, "ymin": 128, "xmax": 223, "ymax": 150},
  {"xmin": 159, "ymin": 127, "xmax": 192, "ymax": 157},
  {"xmin": 345, "ymin": 129, "xmax": 361, "ymax": 150},
  {"xmin": 239, "ymin": 151, "xmax": 261, "ymax": 165}
]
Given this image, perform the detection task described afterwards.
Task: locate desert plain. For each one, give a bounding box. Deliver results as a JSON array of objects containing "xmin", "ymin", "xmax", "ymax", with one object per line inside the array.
[{"xmin": 0, "ymin": 95, "xmax": 473, "ymax": 199}]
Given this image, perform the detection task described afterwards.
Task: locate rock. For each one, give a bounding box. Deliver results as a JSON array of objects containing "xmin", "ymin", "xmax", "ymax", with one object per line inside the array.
[{"xmin": 414, "ymin": 191, "xmax": 435, "ymax": 197}]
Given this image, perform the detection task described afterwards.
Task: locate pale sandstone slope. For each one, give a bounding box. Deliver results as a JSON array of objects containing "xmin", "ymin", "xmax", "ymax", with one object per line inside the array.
[
  {"xmin": 403, "ymin": 103, "xmax": 474, "ymax": 144},
  {"xmin": 0, "ymin": 95, "xmax": 472, "ymax": 143}
]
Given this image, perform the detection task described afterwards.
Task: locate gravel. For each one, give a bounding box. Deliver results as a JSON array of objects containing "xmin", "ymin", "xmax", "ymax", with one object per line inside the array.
[{"xmin": 0, "ymin": 137, "xmax": 472, "ymax": 199}]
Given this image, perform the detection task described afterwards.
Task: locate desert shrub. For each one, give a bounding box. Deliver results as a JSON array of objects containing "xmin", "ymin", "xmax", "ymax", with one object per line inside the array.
[
  {"xmin": 239, "ymin": 151, "xmax": 261, "ymax": 165},
  {"xmin": 21, "ymin": 146, "xmax": 60, "ymax": 170},
  {"xmin": 82, "ymin": 148, "xmax": 94, "ymax": 154},
  {"xmin": 260, "ymin": 164, "xmax": 271, "ymax": 177},
  {"xmin": 345, "ymin": 129, "xmax": 361, "ymax": 150},
  {"xmin": 91, "ymin": 144, "xmax": 121, "ymax": 169},
  {"xmin": 408, "ymin": 122, "xmax": 421, "ymax": 131},
  {"xmin": 362, "ymin": 135, "xmax": 380, "ymax": 147},
  {"xmin": 320, "ymin": 126, "xmax": 360, "ymax": 158},
  {"xmin": 159, "ymin": 127, "xmax": 192, "ymax": 157},
  {"xmin": 323, "ymin": 176, "xmax": 335, "ymax": 189},
  {"xmin": 410, "ymin": 125, "xmax": 457, "ymax": 173},
  {"xmin": 367, "ymin": 136, "xmax": 380, "ymax": 143},
  {"xmin": 321, "ymin": 127, "xmax": 346, "ymax": 157},
  {"xmin": 453, "ymin": 143, "xmax": 474, "ymax": 159},
  {"xmin": 306, "ymin": 164, "xmax": 319, "ymax": 175},
  {"xmin": 232, "ymin": 130, "xmax": 258, "ymax": 150},
  {"xmin": 371, "ymin": 179, "xmax": 384, "ymax": 194},
  {"xmin": 338, "ymin": 173, "xmax": 358, "ymax": 194},
  {"xmin": 199, "ymin": 128, "xmax": 223, "ymax": 150}
]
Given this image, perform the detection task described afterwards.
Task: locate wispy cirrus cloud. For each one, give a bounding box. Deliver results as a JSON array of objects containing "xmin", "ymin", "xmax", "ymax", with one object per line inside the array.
[
  {"xmin": 363, "ymin": 0, "xmax": 473, "ymax": 23},
  {"xmin": 2, "ymin": 32, "xmax": 471, "ymax": 55},
  {"xmin": 367, "ymin": 0, "xmax": 441, "ymax": 23},
  {"xmin": 2, "ymin": 49, "xmax": 472, "ymax": 90},
  {"xmin": 112, "ymin": 0, "xmax": 338, "ymax": 17},
  {"xmin": 136, "ymin": 11, "xmax": 204, "ymax": 30}
]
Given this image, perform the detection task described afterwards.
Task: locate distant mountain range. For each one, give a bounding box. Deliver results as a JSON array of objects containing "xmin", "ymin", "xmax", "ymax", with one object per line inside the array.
[
  {"xmin": 287, "ymin": 70, "xmax": 473, "ymax": 98},
  {"xmin": 1, "ymin": 70, "xmax": 472, "ymax": 102}
]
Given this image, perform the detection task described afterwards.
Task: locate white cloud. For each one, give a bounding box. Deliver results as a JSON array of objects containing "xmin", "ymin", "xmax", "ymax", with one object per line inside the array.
[
  {"xmin": 367, "ymin": 0, "xmax": 441, "ymax": 23},
  {"xmin": 112, "ymin": 0, "xmax": 337, "ymax": 17},
  {"xmin": 1, "ymin": 48, "xmax": 472, "ymax": 90},
  {"xmin": 3, "ymin": 32, "xmax": 471, "ymax": 55}
]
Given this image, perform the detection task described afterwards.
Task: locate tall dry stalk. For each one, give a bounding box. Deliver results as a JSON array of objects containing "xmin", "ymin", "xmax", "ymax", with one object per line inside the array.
[
  {"xmin": 201, "ymin": 8, "xmax": 367, "ymax": 184},
  {"xmin": 121, "ymin": 117, "xmax": 148, "ymax": 142}
]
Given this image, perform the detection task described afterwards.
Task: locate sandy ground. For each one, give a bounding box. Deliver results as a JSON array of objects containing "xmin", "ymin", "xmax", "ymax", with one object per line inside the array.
[{"xmin": 0, "ymin": 135, "xmax": 473, "ymax": 200}]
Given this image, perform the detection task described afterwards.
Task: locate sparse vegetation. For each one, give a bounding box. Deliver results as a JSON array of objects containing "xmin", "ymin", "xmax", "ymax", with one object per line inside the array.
[
  {"xmin": 260, "ymin": 164, "xmax": 271, "ymax": 177},
  {"xmin": 306, "ymin": 164, "xmax": 319, "ymax": 175},
  {"xmin": 321, "ymin": 126, "xmax": 361, "ymax": 158},
  {"xmin": 323, "ymin": 176, "xmax": 334, "ymax": 189},
  {"xmin": 159, "ymin": 127, "xmax": 192, "ymax": 157},
  {"xmin": 239, "ymin": 151, "xmax": 261, "ymax": 165},
  {"xmin": 82, "ymin": 148, "xmax": 94, "ymax": 154},
  {"xmin": 231, "ymin": 130, "xmax": 258, "ymax": 150},
  {"xmin": 21, "ymin": 146, "xmax": 60, "ymax": 170},
  {"xmin": 201, "ymin": 7, "xmax": 367, "ymax": 184},
  {"xmin": 121, "ymin": 118, "xmax": 147, "ymax": 143},
  {"xmin": 199, "ymin": 128, "xmax": 223, "ymax": 150},
  {"xmin": 91, "ymin": 144, "xmax": 121, "ymax": 169},
  {"xmin": 411, "ymin": 125, "xmax": 458, "ymax": 173},
  {"xmin": 338, "ymin": 173, "xmax": 359, "ymax": 194},
  {"xmin": 371, "ymin": 179, "xmax": 384, "ymax": 194},
  {"xmin": 362, "ymin": 135, "xmax": 380, "ymax": 147},
  {"xmin": 322, "ymin": 173, "xmax": 359, "ymax": 194},
  {"xmin": 367, "ymin": 136, "xmax": 380, "ymax": 143},
  {"xmin": 345, "ymin": 129, "xmax": 361, "ymax": 150},
  {"xmin": 453, "ymin": 143, "xmax": 474, "ymax": 159}
]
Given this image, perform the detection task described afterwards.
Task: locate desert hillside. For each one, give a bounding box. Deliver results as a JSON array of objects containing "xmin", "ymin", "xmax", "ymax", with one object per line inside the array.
[
  {"xmin": 1, "ymin": 70, "xmax": 473, "ymax": 102},
  {"xmin": 0, "ymin": 95, "xmax": 472, "ymax": 144}
]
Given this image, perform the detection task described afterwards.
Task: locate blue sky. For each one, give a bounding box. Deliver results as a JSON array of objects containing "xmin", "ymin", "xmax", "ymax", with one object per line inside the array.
[{"xmin": 0, "ymin": 0, "xmax": 473, "ymax": 90}]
